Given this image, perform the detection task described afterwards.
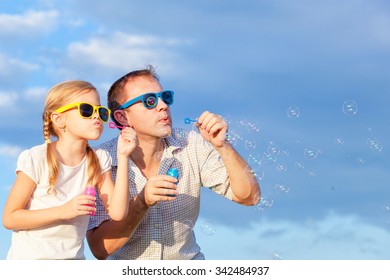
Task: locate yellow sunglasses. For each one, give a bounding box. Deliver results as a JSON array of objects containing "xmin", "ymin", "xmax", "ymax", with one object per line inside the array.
[{"xmin": 55, "ymin": 102, "xmax": 111, "ymax": 123}]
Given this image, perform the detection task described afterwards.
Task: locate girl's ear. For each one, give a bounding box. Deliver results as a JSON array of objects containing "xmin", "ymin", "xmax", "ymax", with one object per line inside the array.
[
  {"xmin": 114, "ymin": 110, "xmax": 132, "ymax": 127},
  {"xmin": 51, "ymin": 112, "xmax": 66, "ymax": 129}
]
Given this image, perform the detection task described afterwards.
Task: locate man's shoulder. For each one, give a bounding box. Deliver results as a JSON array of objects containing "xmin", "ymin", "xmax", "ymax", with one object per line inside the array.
[{"xmin": 97, "ymin": 137, "xmax": 118, "ymax": 152}]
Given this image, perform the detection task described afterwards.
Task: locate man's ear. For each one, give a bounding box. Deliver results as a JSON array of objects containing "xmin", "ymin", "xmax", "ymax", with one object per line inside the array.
[
  {"xmin": 51, "ymin": 112, "xmax": 66, "ymax": 129},
  {"xmin": 114, "ymin": 110, "xmax": 132, "ymax": 127}
]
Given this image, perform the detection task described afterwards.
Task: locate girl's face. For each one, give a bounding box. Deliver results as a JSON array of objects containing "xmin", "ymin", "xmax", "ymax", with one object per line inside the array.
[{"xmin": 62, "ymin": 90, "xmax": 105, "ymax": 141}]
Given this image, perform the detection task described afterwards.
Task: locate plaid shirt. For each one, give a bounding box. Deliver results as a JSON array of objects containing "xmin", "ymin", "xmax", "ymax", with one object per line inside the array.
[{"xmin": 88, "ymin": 128, "xmax": 232, "ymax": 259}]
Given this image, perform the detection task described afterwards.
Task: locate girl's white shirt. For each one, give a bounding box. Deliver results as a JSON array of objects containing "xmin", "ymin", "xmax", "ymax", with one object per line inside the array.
[{"xmin": 6, "ymin": 143, "xmax": 111, "ymax": 260}]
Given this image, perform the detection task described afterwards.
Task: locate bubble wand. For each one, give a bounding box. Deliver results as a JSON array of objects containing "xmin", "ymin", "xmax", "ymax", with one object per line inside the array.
[
  {"xmin": 184, "ymin": 118, "xmax": 198, "ymax": 124},
  {"xmin": 108, "ymin": 121, "xmax": 127, "ymax": 129}
]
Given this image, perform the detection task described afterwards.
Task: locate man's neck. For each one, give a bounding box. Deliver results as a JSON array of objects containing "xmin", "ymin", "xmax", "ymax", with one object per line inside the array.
[{"xmin": 130, "ymin": 138, "xmax": 165, "ymax": 179}]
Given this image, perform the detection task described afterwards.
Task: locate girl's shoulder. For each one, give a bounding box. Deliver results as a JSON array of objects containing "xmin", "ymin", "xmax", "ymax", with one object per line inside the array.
[
  {"xmin": 18, "ymin": 143, "xmax": 47, "ymax": 162},
  {"xmin": 92, "ymin": 147, "xmax": 112, "ymax": 172},
  {"xmin": 93, "ymin": 147, "xmax": 110, "ymax": 159}
]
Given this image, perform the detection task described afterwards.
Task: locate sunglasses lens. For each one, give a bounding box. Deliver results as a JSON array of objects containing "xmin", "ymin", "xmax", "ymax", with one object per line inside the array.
[
  {"xmin": 98, "ymin": 108, "xmax": 110, "ymax": 122},
  {"xmin": 79, "ymin": 103, "xmax": 94, "ymax": 117},
  {"xmin": 144, "ymin": 94, "xmax": 157, "ymax": 108},
  {"xmin": 162, "ymin": 91, "xmax": 173, "ymax": 105}
]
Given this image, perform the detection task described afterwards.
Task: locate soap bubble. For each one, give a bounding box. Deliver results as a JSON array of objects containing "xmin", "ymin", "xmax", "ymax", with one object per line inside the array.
[
  {"xmin": 275, "ymin": 183, "xmax": 290, "ymax": 194},
  {"xmin": 342, "ymin": 100, "xmax": 358, "ymax": 116},
  {"xmin": 182, "ymin": 220, "xmax": 194, "ymax": 230},
  {"xmin": 244, "ymin": 139, "xmax": 257, "ymax": 151},
  {"xmin": 256, "ymin": 193, "xmax": 274, "ymax": 212},
  {"xmin": 287, "ymin": 106, "xmax": 300, "ymax": 119},
  {"xmin": 334, "ymin": 137, "xmax": 345, "ymax": 146},
  {"xmin": 248, "ymin": 154, "xmax": 262, "ymax": 168},
  {"xmin": 367, "ymin": 138, "xmax": 383, "ymax": 152},
  {"xmin": 276, "ymin": 163, "xmax": 287, "ymax": 172},
  {"xmin": 252, "ymin": 191, "xmax": 261, "ymax": 205},
  {"xmin": 263, "ymin": 152, "xmax": 277, "ymax": 165},
  {"xmin": 267, "ymin": 141, "xmax": 280, "ymax": 156},
  {"xmin": 304, "ymin": 147, "xmax": 319, "ymax": 159},
  {"xmin": 295, "ymin": 162, "xmax": 305, "ymax": 170},
  {"xmin": 246, "ymin": 120, "xmax": 261, "ymax": 133},
  {"xmin": 200, "ymin": 220, "xmax": 216, "ymax": 236},
  {"xmin": 272, "ymin": 250, "xmax": 283, "ymax": 260},
  {"xmin": 221, "ymin": 113, "xmax": 232, "ymax": 125},
  {"xmin": 356, "ymin": 157, "xmax": 365, "ymax": 165},
  {"xmin": 383, "ymin": 205, "xmax": 390, "ymax": 213}
]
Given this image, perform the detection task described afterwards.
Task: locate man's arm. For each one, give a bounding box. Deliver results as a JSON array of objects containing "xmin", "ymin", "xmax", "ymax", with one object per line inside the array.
[
  {"xmin": 86, "ymin": 175, "xmax": 178, "ymax": 259},
  {"xmin": 196, "ymin": 111, "xmax": 260, "ymax": 206},
  {"xmin": 86, "ymin": 192, "xmax": 148, "ymax": 260},
  {"xmin": 215, "ymin": 141, "xmax": 260, "ymax": 205}
]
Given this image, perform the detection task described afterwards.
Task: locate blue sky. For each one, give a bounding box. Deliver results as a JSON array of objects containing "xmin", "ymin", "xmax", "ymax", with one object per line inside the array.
[{"xmin": 1, "ymin": 0, "xmax": 390, "ymax": 260}]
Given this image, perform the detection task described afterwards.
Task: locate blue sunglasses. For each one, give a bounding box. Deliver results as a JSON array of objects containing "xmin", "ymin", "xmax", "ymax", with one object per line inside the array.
[{"xmin": 119, "ymin": 90, "xmax": 174, "ymax": 110}]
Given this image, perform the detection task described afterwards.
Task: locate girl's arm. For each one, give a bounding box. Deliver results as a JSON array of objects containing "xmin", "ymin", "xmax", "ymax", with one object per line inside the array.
[
  {"xmin": 97, "ymin": 128, "xmax": 137, "ymax": 221},
  {"xmin": 2, "ymin": 171, "xmax": 96, "ymax": 231},
  {"xmin": 97, "ymin": 156, "xmax": 129, "ymax": 221}
]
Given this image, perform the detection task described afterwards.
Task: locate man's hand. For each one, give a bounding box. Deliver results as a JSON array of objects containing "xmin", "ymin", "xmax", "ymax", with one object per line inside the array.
[{"xmin": 196, "ymin": 111, "xmax": 228, "ymax": 148}]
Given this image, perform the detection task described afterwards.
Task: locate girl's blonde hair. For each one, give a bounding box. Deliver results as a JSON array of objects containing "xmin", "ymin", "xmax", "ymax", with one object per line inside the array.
[{"xmin": 42, "ymin": 80, "xmax": 102, "ymax": 194}]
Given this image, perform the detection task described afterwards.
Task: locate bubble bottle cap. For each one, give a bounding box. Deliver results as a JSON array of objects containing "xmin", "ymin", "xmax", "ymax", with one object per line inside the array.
[
  {"xmin": 84, "ymin": 186, "xmax": 96, "ymax": 196},
  {"xmin": 167, "ymin": 168, "xmax": 179, "ymax": 179}
]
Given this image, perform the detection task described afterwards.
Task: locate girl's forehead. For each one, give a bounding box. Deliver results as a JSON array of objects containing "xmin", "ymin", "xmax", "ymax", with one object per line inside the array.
[{"xmin": 73, "ymin": 90, "xmax": 101, "ymax": 103}]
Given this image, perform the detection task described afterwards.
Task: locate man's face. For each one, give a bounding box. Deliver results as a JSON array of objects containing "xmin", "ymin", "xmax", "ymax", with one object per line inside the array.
[{"xmin": 120, "ymin": 76, "xmax": 173, "ymax": 139}]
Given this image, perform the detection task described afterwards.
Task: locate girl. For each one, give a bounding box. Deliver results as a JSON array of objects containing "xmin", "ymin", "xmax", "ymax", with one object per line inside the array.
[{"xmin": 2, "ymin": 80, "xmax": 137, "ymax": 259}]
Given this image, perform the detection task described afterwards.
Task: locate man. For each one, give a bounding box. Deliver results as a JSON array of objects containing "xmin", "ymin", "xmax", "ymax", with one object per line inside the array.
[{"xmin": 86, "ymin": 65, "xmax": 260, "ymax": 260}]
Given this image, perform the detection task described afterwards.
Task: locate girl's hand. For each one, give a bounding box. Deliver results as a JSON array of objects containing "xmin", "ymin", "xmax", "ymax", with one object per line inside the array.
[
  {"xmin": 196, "ymin": 111, "xmax": 228, "ymax": 148},
  {"xmin": 60, "ymin": 194, "xmax": 96, "ymax": 219},
  {"xmin": 117, "ymin": 127, "xmax": 138, "ymax": 157}
]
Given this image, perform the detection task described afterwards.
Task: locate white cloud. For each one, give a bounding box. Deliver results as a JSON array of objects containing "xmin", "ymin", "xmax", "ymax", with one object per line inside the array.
[
  {"xmin": 0, "ymin": 9, "xmax": 59, "ymax": 36},
  {"xmin": 66, "ymin": 32, "xmax": 191, "ymax": 75},
  {"xmin": 0, "ymin": 53, "xmax": 39, "ymax": 79},
  {"xmin": 24, "ymin": 87, "xmax": 48, "ymax": 100},
  {"xmin": 0, "ymin": 144, "xmax": 22, "ymax": 157},
  {"xmin": 0, "ymin": 91, "xmax": 18, "ymax": 107},
  {"xmin": 196, "ymin": 211, "xmax": 390, "ymax": 259}
]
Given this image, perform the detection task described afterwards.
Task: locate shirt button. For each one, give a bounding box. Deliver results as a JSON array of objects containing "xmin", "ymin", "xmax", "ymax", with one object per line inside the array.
[{"xmin": 154, "ymin": 224, "xmax": 159, "ymax": 229}]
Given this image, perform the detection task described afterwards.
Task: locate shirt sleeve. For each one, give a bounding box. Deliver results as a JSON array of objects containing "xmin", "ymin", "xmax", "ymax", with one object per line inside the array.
[
  {"xmin": 15, "ymin": 149, "xmax": 39, "ymax": 184},
  {"xmin": 94, "ymin": 148, "xmax": 112, "ymax": 174},
  {"xmin": 191, "ymin": 132, "xmax": 233, "ymax": 200}
]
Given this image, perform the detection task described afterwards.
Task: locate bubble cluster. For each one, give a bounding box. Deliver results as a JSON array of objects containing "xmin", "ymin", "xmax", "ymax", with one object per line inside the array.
[{"xmin": 236, "ymin": 119, "xmax": 261, "ymax": 133}]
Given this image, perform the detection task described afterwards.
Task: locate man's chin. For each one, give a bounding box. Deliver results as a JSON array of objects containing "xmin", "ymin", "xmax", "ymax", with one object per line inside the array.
[{"xmin": 159, "ymin": 126, "xmax": 172, "ymax": 138}]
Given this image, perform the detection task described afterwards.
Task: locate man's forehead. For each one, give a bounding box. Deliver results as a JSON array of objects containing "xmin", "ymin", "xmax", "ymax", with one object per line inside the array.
[{"xmin": 124, "ymin": 76, "xmax": 162, "ymax": 97}]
